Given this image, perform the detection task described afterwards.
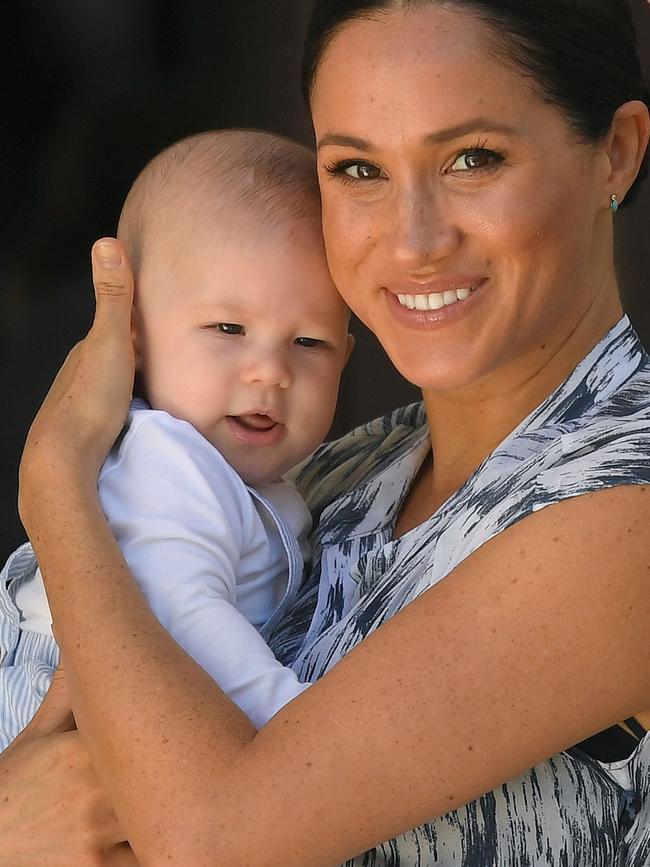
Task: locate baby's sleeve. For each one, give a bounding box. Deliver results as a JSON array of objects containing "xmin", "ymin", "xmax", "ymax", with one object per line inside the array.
[
  {"xmin": 0, "ymin": 543, "xmax": 59, "ymax": 751},
  {"xmin": 98, "ymin": 411, "xmax": 309, "ymax": 728}
]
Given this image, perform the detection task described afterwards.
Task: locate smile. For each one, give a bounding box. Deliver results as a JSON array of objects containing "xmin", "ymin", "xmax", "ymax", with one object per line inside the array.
[{"xmin": 397, "ymin": 286, "xmax": 474, "ymax": 311}]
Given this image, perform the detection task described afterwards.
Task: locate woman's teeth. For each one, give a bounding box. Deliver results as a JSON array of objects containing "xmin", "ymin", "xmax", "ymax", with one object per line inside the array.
[{"xmin": 397, "ymin": 286, "xmax": 473, "ymax": 310}]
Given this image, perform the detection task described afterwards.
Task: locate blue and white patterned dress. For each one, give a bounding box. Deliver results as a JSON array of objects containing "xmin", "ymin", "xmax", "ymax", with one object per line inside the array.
[{"xmin": 271, "ymin": 316, "xmax": 650, "ymax": 866}]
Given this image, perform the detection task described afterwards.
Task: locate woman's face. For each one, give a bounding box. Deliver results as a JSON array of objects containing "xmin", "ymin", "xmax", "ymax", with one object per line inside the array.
[{"xmin": 311, "ymin": 5, "xmax": 615, "ymax": 392}]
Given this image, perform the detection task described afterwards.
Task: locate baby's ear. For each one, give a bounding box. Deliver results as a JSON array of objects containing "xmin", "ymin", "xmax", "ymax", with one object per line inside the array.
[
  {"xmin": 344, "ymin": 332, "xmax": 356, "ymax": 366},
  {"xmin": 131, "ymin": 305, "xmax": 142, "ymax": 370}
]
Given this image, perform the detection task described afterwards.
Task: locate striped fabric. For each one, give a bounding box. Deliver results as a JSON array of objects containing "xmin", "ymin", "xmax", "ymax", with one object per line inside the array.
[
  {"xmin": 0, "ymin": 543, "xmax": 59, "ymax": 751},
  {"xmin": 271, "ymin": 315, "xmax": 650, "ymax": 866}
]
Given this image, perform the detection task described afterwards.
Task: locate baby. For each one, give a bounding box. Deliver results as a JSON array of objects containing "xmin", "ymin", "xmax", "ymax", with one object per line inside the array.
[{"xmin": 0, "ymin": 129, "xmax": 353, "ymax": 746}]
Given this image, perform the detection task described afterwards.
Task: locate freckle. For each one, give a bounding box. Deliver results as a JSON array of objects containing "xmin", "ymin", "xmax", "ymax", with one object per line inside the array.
[
  {"xmin": 552, "ymin": 536, "xmax": 560, "ymax": 543},
  {"xmin": 468, "ymin": 745, "xmax": 474, "ymax": 752},
  {"xmin": 448, "ymin": 794, "xmax": 455, "ymax": 801}
]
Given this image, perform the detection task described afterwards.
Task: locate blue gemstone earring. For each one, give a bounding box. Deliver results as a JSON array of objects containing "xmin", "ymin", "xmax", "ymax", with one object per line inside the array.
[{"xmin": 610, "ymin": 194, "xmax": 619, "ymax": 213}]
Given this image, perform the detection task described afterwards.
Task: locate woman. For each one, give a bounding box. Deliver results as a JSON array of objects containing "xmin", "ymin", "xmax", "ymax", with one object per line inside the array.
[{"xmin": 3, "ymin": 1, "xmax": 650, "ymax": 864}]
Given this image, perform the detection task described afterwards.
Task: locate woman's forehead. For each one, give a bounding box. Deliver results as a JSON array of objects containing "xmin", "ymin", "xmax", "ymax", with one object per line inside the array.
[
  {"xmin": 311, "ymin": 5, "xmax": 540, "ymax": 139},
  {"xmin": 313, "ymin": 6, "xmax": 491, "ymax": 79}
]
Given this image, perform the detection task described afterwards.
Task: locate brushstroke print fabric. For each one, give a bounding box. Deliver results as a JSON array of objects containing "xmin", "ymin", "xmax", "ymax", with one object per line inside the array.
[{"xmin": 271, "ymin": 316, "xmax": 650, "ymax": 866}]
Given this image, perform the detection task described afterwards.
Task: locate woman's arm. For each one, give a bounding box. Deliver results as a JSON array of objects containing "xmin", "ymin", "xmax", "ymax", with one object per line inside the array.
[{"xmin": 20, "ymin": 241, "xmax": 650, "ymax": 866}]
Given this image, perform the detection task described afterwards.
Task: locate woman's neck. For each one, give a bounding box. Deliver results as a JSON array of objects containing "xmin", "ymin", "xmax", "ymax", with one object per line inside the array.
[{"xmin": 420, "ymin": 293, "xmax": 624, "ymax": 515}]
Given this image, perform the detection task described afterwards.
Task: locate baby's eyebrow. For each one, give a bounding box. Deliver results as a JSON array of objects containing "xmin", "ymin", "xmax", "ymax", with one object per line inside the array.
[{"xmin": 193, "ymin": 301, "xmax": 248, "ymax": 318}]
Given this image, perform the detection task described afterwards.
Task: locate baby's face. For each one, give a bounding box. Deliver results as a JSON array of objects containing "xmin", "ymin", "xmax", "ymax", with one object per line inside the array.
[{"xmin": 134, "ymin": 216, "xmax": 352, "ymax": 486}]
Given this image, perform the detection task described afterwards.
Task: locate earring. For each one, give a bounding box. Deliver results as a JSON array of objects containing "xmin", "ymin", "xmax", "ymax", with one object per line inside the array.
[{"xmin": 610, "ymin": 194, "xmax": 619, "ymax": 213}]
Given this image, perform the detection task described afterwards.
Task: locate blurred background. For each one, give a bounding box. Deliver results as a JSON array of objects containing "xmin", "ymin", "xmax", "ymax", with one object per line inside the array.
[{"xmin": 1, "ymin": 0, "xmax": 649, "ymax": 560}]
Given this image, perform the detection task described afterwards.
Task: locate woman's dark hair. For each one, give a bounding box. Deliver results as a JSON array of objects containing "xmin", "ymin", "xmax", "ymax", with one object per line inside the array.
[{"xmin": 302, "ymin": 0, "xmax": 649, "ymax": 204}]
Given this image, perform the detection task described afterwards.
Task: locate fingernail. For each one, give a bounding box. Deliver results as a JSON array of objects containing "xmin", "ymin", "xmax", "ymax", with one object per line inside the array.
[{"xmin": 95, "ymin": 241, "xmax": 122, "ymax": 270}]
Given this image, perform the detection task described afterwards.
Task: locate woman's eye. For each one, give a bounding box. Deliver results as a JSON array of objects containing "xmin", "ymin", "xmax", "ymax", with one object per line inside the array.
[
  {"xmin": 345, "ymin": 162, "xmax": 382, "ymax": 180},
  {"xmin": 295, "ymin": 336, "xmax": 324, "ymax": 349},
  {"xmin": 449, "ymin": 148, "xmax": 504, "ymax": 173},
  {"xmin": 325, "ymin": 159, "xmax": 385, "ymax": 182},
  {"xmin": 216, "ymin": 323, "xmax": 245, "ymax": 335}
]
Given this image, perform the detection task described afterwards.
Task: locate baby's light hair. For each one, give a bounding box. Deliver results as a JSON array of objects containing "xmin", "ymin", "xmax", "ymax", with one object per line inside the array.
[{"xmin": 117, "ymin": 129, "xmax": 321, "ymax": 270}]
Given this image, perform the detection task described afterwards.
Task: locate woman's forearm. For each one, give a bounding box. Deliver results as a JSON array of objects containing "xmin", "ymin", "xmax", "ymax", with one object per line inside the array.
[
  {"xmin": 30, "ymin": 477, "xmax": 258, "ymax": 863},
  {"xmin": 16, "ymin": 243, "xmax": 265, "ymax": 864}
]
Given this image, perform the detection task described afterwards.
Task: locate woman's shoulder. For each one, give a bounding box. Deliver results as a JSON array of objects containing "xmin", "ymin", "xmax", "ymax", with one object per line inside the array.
[
  {"xmin": 288, "ymin": 402, "xmax": 427, "ymax": 516},
  {"xmin": 555, "ymin": 354, "xmax": 650, "ymax": 463},
  {"xmin": 531, "ymin": 355, "xmax": 650, "ymax": 508}
]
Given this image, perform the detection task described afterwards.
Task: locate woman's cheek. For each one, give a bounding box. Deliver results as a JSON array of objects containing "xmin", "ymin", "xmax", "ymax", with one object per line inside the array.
[{"xmin": 323, "ymin": 199, "xmax": 379, "ymax": 308}]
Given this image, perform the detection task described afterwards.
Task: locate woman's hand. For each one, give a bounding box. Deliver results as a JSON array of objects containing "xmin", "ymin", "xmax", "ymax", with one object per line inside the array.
[
  {"xmin": 19, "ymin": 238, "xmax": 135, "ymax": 536},
  {"xmin": 0, "ymin": 666, "xmax": 132, "ymax": 867},
  {"xmin": 0, "ymin": 733, "xmax": 129, "ymax": 866}
]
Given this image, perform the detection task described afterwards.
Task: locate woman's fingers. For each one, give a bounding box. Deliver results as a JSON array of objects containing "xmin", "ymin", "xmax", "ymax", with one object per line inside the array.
[
  {"xmin": 0, "ymin": 731, "xmax": 128, "ymax": 866},
  {"xmin": 19, "ymin": 239, "xmax": 137, "ymax": 532},
  {"xmin": 91, "ymin": 239, "xmax": 135, "ymax": 338},
  {"xmin": 82, "ymin": 238, "xmax": 136, "ymax": 443}
]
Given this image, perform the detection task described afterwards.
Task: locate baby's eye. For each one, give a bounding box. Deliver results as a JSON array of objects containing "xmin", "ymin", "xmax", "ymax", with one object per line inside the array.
[
  {"xmin": 294, "ymin": 336, "xmax": 325, "ymax": 349},
  {"xmin": 448, "ymin": 148, "xmax": 504, "ymax": 173},
  {"xmin": 216, "ymin": 323, "xmax": 245, "ymax": 335}
]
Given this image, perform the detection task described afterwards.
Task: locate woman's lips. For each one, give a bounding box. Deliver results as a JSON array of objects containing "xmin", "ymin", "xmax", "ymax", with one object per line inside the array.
[
  {"xmin": 384, "ymin": 278, "xmax": 489, "ymax": 327},
  {"xmin": 226, "ymin": 414, "xmax": 286, "ymax": 445}
]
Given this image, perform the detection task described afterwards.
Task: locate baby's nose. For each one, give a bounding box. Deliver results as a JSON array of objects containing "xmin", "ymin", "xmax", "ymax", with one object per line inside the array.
[{"xmin": 242, "ymin": 350, "xmax": 292, "ymax": 389}]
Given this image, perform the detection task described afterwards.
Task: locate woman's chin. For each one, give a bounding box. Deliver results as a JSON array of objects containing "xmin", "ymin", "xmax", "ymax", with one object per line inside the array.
[{"xmin": 384, "ymin": 345, "xmax": 489, "ymax": 393}]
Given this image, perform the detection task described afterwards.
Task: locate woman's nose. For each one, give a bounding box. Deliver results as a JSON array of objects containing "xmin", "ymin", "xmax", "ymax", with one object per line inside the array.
[
  {"xmin": 242, "ymin": 349, "xmax": 292, "ymax": 390},
  {"xmin": 389, "ymin": 186, "xmax": 461, "ymax": 270}
]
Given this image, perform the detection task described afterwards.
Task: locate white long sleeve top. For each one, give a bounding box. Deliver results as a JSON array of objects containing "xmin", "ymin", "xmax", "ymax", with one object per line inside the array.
[{"xmin": 2, "ymin": 401, "xmax": 311, "ymax": 746}]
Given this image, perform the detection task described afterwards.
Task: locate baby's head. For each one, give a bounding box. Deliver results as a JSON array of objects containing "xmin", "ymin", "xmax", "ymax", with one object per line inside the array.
[{"xmin": 118, "ymin": 129, "xmax": 353, "ymax": 486}]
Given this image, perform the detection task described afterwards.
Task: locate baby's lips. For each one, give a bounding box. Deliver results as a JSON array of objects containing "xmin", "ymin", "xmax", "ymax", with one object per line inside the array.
[
  {"xmin": 225, "ymin": 414, "xmax": 286, "ymax": 446},
  {"xmin": 231, "ymin": 413, "xmax": 279, "ymax": 432}
]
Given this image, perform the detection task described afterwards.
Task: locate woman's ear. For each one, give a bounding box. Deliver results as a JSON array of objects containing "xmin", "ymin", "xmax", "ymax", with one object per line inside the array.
[{"xmin": 604, "ymin": 100, "xmax": 650, "ymax": 205}]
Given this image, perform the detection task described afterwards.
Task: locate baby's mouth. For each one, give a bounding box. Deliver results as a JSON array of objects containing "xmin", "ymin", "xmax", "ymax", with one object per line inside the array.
[
  {"xmin": 229, "ymin": 414, "xmax": 278, "ymax": 432},
  {"xmin": 226, "ymin": 413, "xmax": 286, "ymax": 446}
]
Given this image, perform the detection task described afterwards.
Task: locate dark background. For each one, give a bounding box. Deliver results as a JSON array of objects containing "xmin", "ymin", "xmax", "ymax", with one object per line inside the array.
[{"xmin": 1, "ymin": 0, "xmax": 649, "ymax": 561}]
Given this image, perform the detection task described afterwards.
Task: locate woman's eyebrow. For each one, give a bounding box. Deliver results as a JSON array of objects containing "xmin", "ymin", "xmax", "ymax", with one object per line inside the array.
[
  {"xmin": 317, "ymin": 133, "xmax": 373, "ymax": 150},
  {"xmin": 317, "ymin": 120, "xmax": 522, "ymax": 151},
  {"xmin": 424, "ymin": 120, "xmax": 522, "ymax": 145}
]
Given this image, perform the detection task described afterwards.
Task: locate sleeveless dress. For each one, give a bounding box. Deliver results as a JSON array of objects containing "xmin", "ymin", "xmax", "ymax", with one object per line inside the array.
[{"xmin": 270, "ymin": 316, "xmax": 650, "ymax": 866}]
